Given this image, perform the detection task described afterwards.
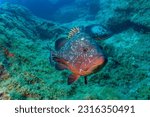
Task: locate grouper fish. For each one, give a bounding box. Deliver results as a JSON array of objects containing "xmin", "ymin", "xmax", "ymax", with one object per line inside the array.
[{"xmin": 49, "ymin": 27, "xmax": 107, "ymax": 85}]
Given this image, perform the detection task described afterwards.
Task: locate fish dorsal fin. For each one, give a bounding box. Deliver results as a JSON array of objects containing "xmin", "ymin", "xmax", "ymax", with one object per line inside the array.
[
  {"xmin": 55, "ymin": 37, "xmax": 67, "ymax": 51},
  {"xmin": 55, "ymin": 63, "xmax": 67, "ymax": 71},
  {"xmin": 68, "ymin": 27, "xmax": 80, "ymax": 39}
]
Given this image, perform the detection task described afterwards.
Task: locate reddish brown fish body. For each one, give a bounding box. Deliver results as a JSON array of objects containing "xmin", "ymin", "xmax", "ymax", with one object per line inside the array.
[{"xmin": 50, "ymin": 32, "xmax": 107, "ymax": 85}]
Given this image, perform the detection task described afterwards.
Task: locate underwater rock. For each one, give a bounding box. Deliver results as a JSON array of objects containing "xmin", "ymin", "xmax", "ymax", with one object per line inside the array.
[
  {"xmin": 0, "ymin": 91, "xmax": 10, "ymax": 100},
  {"xmin": 35, "ymin": 21, "xmax": 65, "ymax": 39},
  {"xmin": 85, "ymin": 24, "xmax": 112, "ymax": 40},
  {"xmin": 0, "ymin": 3, "xmax": 37, "ymax": 39},
  {"xmin": 96, "ymin": 0, "xmax": 150, "ymax": 32},
  {"xmin": 0, "ymin": 3, "xmax": 65, "ymax": 40},
  {"xmin": 0, "ymin": 2, "xmax": 32, "ymax": 18},
  {"xmin": 53, "ymin": 0, "xmax": 101, "ymax": 23},
  {"xmin": 0, "ymin": 3, "xmax": 68, "ymax": 100},
  {"xmin": 129, "ymin": 0, "xmax": 150, "ymax": 28},
  {"xmin": 0, "ymin": 63, "xmax": 10, "ymax": 80},
  {"xmin": 0, "ymin": 64, "xmax": 5, "ymax": 77}
]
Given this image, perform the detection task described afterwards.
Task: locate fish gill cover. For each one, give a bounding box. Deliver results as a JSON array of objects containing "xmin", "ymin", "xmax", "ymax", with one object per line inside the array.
[{"xmin": 0, "ymin": 0, "xmax": 150, "ymax": 100}]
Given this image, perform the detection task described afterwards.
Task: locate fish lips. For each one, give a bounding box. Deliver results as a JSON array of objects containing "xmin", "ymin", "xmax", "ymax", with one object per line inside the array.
[{"xmin": 91, "ymin": 55, "xmax": 107, "ymax": 73}]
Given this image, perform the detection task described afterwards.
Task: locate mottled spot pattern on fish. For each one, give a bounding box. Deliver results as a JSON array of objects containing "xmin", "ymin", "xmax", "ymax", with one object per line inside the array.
[{"xmin": 50, "ymin": 28, "xmax": 107, "ymax": 85}]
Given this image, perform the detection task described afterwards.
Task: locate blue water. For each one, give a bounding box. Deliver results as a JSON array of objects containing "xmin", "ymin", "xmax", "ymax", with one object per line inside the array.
[
  {"xmin": 0, "ymin": 0, "xmax": 76, "ymax": 22},
  {"xmin": 0, "ymin": 0, "xmax": 100, "ymax": 23}
]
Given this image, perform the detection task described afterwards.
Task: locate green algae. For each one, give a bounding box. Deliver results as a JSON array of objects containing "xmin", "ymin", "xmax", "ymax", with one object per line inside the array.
[{"xmin": 0, "ymin": 3, "xmax": 150, "ymax": 100}]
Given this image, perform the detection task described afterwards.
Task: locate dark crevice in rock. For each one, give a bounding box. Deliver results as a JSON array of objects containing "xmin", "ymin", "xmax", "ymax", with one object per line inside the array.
[{"xmin": 108, "ymin": 20, "xmax": 150, "ymax": 34}]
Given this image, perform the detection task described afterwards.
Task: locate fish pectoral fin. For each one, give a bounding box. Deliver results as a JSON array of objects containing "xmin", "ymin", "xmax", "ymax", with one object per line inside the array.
[
  {"xmin": 55, "ymin": 63, "xmax": 67, "ymax": 71},
  {"xmin": 68, "ymin": 74, "xmax": 80, "ymax": 85},
  {"xmin": 53, "ymin": 57, "xmax": 68, "ymax": 64},
  {"xmin": 55, "ymin": 37, "xmax": 67, "ymax": 51}
]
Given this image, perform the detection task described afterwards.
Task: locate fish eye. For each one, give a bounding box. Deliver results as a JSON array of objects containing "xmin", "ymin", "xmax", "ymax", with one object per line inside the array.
[{"xmin": 82, "ymin": 47, "xmax": 89, "ymax": 53}]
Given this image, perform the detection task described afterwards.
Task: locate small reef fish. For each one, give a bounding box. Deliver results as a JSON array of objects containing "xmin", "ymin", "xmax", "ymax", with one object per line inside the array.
[{"xmin": 49, "ymin": 27, "xmax": 107, "ymax": 85}]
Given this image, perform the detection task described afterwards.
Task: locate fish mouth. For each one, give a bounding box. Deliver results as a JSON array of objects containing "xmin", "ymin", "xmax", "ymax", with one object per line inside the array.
[
  {"xmin": 79, "ymin": 56, "xmax": 107, "ymax": 76},
  {"xmin": 90, "ymin": 56, "xmax": 107, "ymax": 72},
  {"xmin": 98, "ymin": 56, "xmax": 107, "ymax": 65}
]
